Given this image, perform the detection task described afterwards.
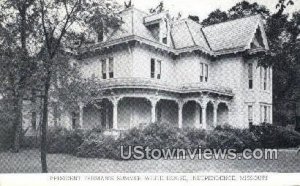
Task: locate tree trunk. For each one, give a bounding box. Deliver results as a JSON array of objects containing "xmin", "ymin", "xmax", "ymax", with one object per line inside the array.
[
  {"xmin": 12, "ymin": 95, "xmax": 23, "ymax": 152},
  {"xmin": 41, "ymin": 73, "xmax": 51, "ymax": 173},
  {"xmin": 11, "ymin": 5, "xmax": 30, "ymax": 152}
]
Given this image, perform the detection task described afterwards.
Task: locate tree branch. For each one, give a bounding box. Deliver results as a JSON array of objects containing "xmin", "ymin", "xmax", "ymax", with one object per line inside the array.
[{"xmin": 51, "ymin": 0, "xmax": 80, "ymax": 58}]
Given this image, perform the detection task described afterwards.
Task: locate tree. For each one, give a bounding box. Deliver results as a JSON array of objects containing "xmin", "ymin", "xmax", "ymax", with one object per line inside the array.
[
  {"xmin": 0, "ymin": 0, "xmax": 39, "ymax": 152},
  {"xmin": 228, "ymin": 1, "xmax": 270, "ymax": 19},
  {"xmin": 188, "ymin": 15, "xmax": 200, "ymax": 23},
  {"xmin": 201, "ymin": 9, "xmax": 228, "ymax": 26},
  {"xmin": 149, "ymin": 1, "xmax": 164, "ymax": 14},
  {"xmin": 35, "ymin": 0, "xmax": 121, "ymax": 172},
  {"xmin": 201, "ymin": 1, "xmax": 270, "ymax": 26}
]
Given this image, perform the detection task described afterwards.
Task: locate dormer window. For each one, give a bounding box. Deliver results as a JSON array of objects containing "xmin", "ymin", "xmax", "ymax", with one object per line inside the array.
[
  {"xmin": 147, "ymin": 23, "xmax": 160, "ymax": 41},
  {"xmin": 144, "ymin": 12, "xmax": 170, "ymax": 45},
  {"xmin": 162, "ymin": 37, "xmax": 167, "ymax": 44}
]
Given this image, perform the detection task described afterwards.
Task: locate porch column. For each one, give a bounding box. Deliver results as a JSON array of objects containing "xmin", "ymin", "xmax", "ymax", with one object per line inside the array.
[
  {"xmin": 202, "ymin": 106, "xmax": 207, "ymax": 129},
  {"xmin": 112, "ymin": 98, "xmax": 119, "ymax": 130},
  {"xmin": 178, "ymin": 101, "xmax": 183, "ymax": 128},
  {"xmin": 150, "ymin": 98, "xmax": 159, "ymax": 123},
  {"xmin": 195, "ymin": 103, "xmax": 201, "ymax": 128},
  {"xmin": 79, "ymin": 102, "xmax": 84, "ymax": 128},
  {"xmin": 213, "ymin": 105, "xmax": 218, "ymax": 127}
]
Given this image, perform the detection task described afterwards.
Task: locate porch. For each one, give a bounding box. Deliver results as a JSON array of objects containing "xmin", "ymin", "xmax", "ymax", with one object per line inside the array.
[{"xmin": 77, "ymin": 94, "xmax": 231, "ymax": 131}]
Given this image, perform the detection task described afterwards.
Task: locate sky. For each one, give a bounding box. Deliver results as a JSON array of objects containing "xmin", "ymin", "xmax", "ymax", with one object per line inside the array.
[{"xmin": 115, "ymin": 0, "xmax": 300, "ymax": 20}]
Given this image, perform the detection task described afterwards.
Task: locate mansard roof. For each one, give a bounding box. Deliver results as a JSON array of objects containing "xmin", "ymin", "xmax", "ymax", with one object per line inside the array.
[{"xmin": 79, "ymin": 7, "xmax": 268, "ymax": 57}]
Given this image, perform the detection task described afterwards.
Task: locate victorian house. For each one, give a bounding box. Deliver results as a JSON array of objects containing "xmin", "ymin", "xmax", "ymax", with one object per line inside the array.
[{"xmin": 23, "ymin": 6, "xmax": 272, "ymax": 132}]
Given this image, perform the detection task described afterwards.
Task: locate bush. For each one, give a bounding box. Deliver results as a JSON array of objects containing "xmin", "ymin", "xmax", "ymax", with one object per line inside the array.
[
  {"xmin": 252, "ymin": 123, "xmax": 300, "ymax": 148},
  {"xmin": 206, "ymin": 130, "xmax": 244, "ymax": 152},
  {"xmin": 0, "ymin": 124, "xmax": 14, "ymax": 151},
  {"xmin": 47, "ymin": 127, "xmax": 85, "ymax": 155},
  {"xmin": 76, "ymin": 132, "xmax": 116, "ymax": 158},
  {"xmin": 74, "ymin": 122, "xmax": 300, "ymax": 160},
  {"xmin": 77, "ymin": 123, "xmax": 192, "ymax": 160},
  {"xmin": 182, "ymin": 127, "xmax": 207, "ymax": 149},
  {"xmin": 206, "ymin": 125, "xmax": 262, "ymax": 152},
  {"xmin": 21, "ymin": 135, "xmax": 40, "ymax": 149}
]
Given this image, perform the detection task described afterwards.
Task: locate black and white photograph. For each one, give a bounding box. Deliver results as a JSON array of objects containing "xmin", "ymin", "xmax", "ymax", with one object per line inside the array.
[{"xmin": 0, "ymin": 0, "xmax": 300, "ymax": 183}]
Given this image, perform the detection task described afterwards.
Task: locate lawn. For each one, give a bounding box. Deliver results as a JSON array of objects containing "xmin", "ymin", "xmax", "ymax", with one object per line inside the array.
[{"xmin": 0, "ymin": 149, "xmax": 300, "ymax": 173}]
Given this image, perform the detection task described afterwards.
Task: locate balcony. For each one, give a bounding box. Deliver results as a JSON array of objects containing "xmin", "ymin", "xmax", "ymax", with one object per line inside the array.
[{"xmin": 96, "ymin": 78, "xmax": 233, "ymax": 96}]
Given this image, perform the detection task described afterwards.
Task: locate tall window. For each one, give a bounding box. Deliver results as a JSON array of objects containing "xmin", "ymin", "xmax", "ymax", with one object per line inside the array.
[
  {"xmin": 248, "ymin": 105, "xmax": 253, "ymax": 126},
  {"xmin": 248, "ymin": 63, "xmax": 253, "ymax": 89},
  {"xmin": 264, "ymin": 67, "xmax": 267, "ymax": 90},
  {"xmin": 200, "ymin": 63, "xmax": 204, "ymax": 82},
  {"xmin": 102, "ymin": 59, "xmax": 107, "ymax": 79},
  {"xmin": 156, "ymin": 60, "xmax": 161, "ymax": 79},
  {"xmin": 109, "ymin": 57, "xmax": 114, "ymax": 78},
  {"xmin": 151, "ymin": 58, "xmax": 155, "ymax": 78},
  {"xmin": 264, "ymin": 106, "xmax": 267, "ymax": 122},
  {"xmin": 260, "ymin": 104, "xmax": 271, "ymax": 123},
  {"xmin": 150, "ymin": 58, "xmax": 161, "ymax": 79},
  {"xmin": 260, "ymin": 67, "xmax": 269, "ymax": 90},
  {"xmin": 200, "ymin": 63, "xmax": 208, "ymax": 82},
  {"xmin": 102, "ymin": 57, "xmax": 114, "ymax": 79},
  {"xmin": 268, "ymin": 67, "xmax": 272, "ymax": 90},
  {"xmin": 205, "ymin": 64, "xmax": 208, "ymax": 82}
]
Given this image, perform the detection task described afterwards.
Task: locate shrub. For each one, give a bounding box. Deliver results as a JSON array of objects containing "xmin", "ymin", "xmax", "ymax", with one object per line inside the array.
[
  {"xmin": 252, "ymin": 123, "xmax": 300, "ymax": 148},
  {"xmin": 76, "ymin": 132, "xmax": 116, "ymax": 158},
  {"xmin": 47, "ymin": 127, "xmax": 85, "ymax": 154},
  {"xmin": 77, "ymin": 123, "xmax": 192, "ymax": 160},
  {"xmin": 183, "ymin": 127, "xmax": 207, "ymax": 149},
  {"xmin": 21, "ymin": 135, "xmax": 40, "ymax": 149},
  {"xmin": 0, "ymin": 124, "xmax": 14, "ymax": 151},
  {"xmin": 206, "ymin": 130, "xmax": 245, "ymax": 152},
  {"xmin": 140, "ymin": 123, "xmax": 191, "ymax": 150}
]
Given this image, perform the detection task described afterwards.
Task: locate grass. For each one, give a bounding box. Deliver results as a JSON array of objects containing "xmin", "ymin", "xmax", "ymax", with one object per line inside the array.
[{"xmin": 0, "ymin": 149, "xmax": 300, "ymax": 173}]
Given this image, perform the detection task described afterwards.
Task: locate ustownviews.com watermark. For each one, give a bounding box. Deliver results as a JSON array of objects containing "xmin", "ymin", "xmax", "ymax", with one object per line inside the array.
[{"xmin": 120, "ymin": 146, "xmax": 278, "ymax": 160}]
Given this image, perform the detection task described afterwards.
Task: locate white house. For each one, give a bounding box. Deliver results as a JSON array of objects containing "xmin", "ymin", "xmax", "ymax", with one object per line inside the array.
[{"xmin": 23, "ymin": 6, "xmax": 272, "ymax": 132}]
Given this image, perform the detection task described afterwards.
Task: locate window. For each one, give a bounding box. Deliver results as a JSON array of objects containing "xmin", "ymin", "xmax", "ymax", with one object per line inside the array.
[
  {"xmin": 268, "ymin": 68, "xmax": 272, "ymax": 90},
  {"xmin": 260, "ymin": 67, "xmax": 268, "ymax": 91},
  {"xmin": 102, "ymin": 57, "xmax": 114, "ymax": 79},
  {"xmin": 260, "ymin": 104, "xmax": 271, "ymax": 123},
  {"xmin": 31, "ymin": 112, "xmax": 37, "ymax": 130},
  {"xmin": 264, "ymin": 106, "xmax": 267, "ymax": 122},
  {"xmin": 248, "ymin": 63, "xmax": 253, "ymax": 89},
  {"xmin": 200, "ymin": 63, "xmax": 208, "ymax": 82},
  {"xmin": 151, "ymin": 58, "xmax": 155, "ymax": 78},
  {"xmin": 200, "ymin": 63, "xmax": 204, "ymax": 82},
  {"xmin": 150, "ymin": 58, "xmax": 161, "ymax": 79},
  {"xmin": 248, "ymin": 105, "xmax": 253, "ymax": 126},
  {"xmin": 102, "ymin": 59, "xmax": 107, "ymax": 79},
  {"xmin": 205, "ymin": 64, "xmax": 208, "ymax": 82},
  {"xmin": 109, "ymin": 57, "xmax": 114, "ymax": 78},
  {"xmin": 157, "ymin": 60, "xmax": 161, "ymax": 79},
  {"xmin": 264, "ymin": 67, "xmax": 267, "ymax": 90},
  {"xmin": 162, "ymin": 37, "xmax": 167, "ymax": 44}
]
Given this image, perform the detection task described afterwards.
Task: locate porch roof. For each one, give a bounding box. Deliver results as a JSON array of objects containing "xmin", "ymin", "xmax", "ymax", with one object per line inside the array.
[{"xmin": 95, "ymin": 78, "xmax": 234, "ymax": 97}]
